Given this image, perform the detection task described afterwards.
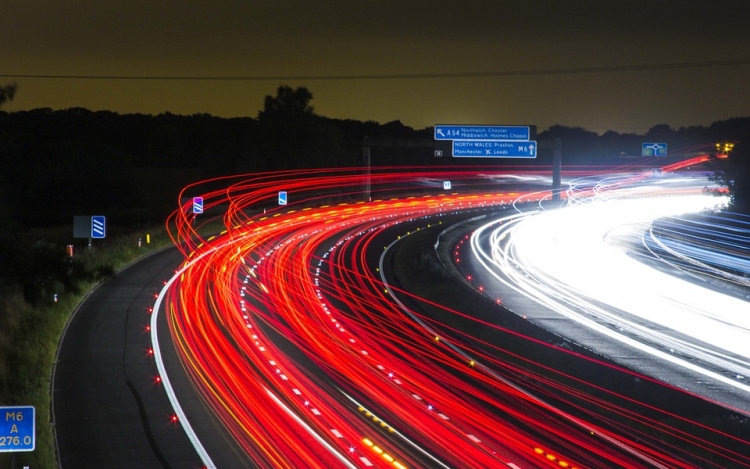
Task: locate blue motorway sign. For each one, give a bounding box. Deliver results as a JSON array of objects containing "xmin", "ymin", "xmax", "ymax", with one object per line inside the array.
[
  {"xmin": 0, "ymin": 406, "xmax": 35, "ymax": 452},
  {"xmin": 435, "ymin": 125, "xmax": 530, "ymax": 141},
  {"xmin": 452, "ymin": 140, "xmax": 537, "ymax": 158},
  {"xmin": 193, "ymin": 196, "xmax": 204, "ymax": 214},
  {"xmin": 278, "ymin": 191, "xmax": 288, "ymax": 206},
  {"xmin": 91, "ymin": 216, "xmax": 106, "ymax": 239},
  {"xmin": 642, "ymin": 142, "xmax": 668, "ymax": 157}
]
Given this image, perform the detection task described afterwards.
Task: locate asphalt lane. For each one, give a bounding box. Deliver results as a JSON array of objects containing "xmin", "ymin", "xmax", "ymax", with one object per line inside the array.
[{"xmin": 53, "ymin": 247, "xmax": 203, "ymax": 469}]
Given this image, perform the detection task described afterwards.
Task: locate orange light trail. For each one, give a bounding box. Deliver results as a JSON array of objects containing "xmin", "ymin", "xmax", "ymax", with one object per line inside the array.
[{"xmin": 154, "ymin": 165, "xmax": 749, "ymax": 468}]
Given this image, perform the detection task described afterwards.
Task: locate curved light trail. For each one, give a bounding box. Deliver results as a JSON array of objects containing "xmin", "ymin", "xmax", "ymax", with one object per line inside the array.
[
  {"xmin": 151, "ymin": 163, "xmax": 750, "ymax": 468},
  {"xmin": 470, "ymin": 166, "xmax": 750, "ymax": 395}
]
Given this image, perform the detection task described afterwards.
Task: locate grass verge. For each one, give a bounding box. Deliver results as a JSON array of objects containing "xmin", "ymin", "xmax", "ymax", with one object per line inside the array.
[{"xmin": 0, "ymin": 226, "xmax": 175, "ymax": 468}]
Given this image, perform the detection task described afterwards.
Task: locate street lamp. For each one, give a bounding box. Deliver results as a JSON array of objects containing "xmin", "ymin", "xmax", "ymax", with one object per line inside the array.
[{"xmin": 715, "ymin": 141, "xmax": 735, "ymax": 159}]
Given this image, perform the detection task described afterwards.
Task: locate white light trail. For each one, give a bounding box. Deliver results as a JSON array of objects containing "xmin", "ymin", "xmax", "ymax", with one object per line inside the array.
[{"xmin": 471, "ymin": 182, "xmax": 750, "ymax": 395}]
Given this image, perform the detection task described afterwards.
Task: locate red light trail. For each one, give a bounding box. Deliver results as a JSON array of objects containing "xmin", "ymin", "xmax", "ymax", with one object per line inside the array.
[{"xmin": 150, "ymin": 165, "xmax": 749, "ymax": 468}]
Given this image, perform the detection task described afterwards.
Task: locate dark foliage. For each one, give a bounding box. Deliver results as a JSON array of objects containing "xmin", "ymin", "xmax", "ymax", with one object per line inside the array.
[
  {"xmin": 0, "ymin": 83, "xmax": 17, "ymax": 108},
  {"xmin": 2, "ymin": 103, "xmax": 749, "ymax": 230},
  {"xmin": 709, "ymin": 142, "xmax": 750, "ymax": 211},
  {"xmin": 244, "ymin": 86, "xmax": 350, "ymax": 171}
]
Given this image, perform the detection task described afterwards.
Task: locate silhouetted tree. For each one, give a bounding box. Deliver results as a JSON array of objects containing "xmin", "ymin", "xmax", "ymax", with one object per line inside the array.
[
  {"xmin": 248, "ymin": 86, "xmax": 348, "ymax": 169},
  {"xmin": 708, "ymin": 117, "xmax": 750, "ymax": 144},
  {"xmin": 709, "ymin": 142, "xmax": 750, "ymax": 212},
  {"xmin": 147, "ymin": 121, "xmax": 182, "ymax": 167},
  {"xmin": 0, "ymin": 83, "xmax": 17, "ymax": 108},
  {"xmin": 645, "ymin": 123, "xmax": 674, "ymax": 141},
  {"xmin": 259, "ymin": 85, "xmax": 314, "ymax": 119}
]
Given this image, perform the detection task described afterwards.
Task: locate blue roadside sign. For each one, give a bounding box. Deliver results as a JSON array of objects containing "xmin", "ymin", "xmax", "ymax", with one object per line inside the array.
[
  {"xmin": 435, "ymin": 125, "xmax": 530, "ymax": 141},
  {"xmin": 642, "ymin": 142, "xmax": 668, "ymax": 157},
  {"xmin": 278, "ymin": 191, "xmax": 287, "ymax": 205},
  {"xmin": 452, "ymin": 140, "xmax": 537, "ymax": 158},
  {"xmin": 91, "ymin": 216, "xmax": 106, "ymax": 239},
  {"xmin": 0, "ymin": 406, "xmax": 35, "ymax": 452},
  {"xmin": 193, "ymin": 197, "xmax": 204, "ymax": 214}
]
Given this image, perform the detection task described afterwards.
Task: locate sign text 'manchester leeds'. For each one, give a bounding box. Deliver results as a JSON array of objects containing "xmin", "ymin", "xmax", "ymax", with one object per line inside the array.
[{"xmin": 452, "ymin": 140, "xmax": 537, "ymax": 158}]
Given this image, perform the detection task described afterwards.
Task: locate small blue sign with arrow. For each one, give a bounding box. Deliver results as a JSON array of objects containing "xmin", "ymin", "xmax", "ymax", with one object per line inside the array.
[
  {"xmin": 642, "ymin": 142, "xmax": 668, "ymax": 157},
  {"xmin": 435, "ymin": 125, "xmax": 530, "ymax": 141},
  {"xmin": 193, "ymin": 197, "xmax": 204, "ymax": 214},
  {"xmin": 91, "ymin": 216, "xmax": 106, "ymax": 239}
]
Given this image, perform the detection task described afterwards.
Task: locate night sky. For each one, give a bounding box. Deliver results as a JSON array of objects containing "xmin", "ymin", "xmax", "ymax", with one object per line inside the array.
[{"xmin": 3, "ymin": 1, "xmax": 749, "ymax": 133}]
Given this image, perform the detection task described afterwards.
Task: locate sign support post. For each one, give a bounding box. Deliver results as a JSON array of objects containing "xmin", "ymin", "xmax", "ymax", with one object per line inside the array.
[{"xmin": 552, "ymin": 139, "xmax": 562, "ymax": 201}]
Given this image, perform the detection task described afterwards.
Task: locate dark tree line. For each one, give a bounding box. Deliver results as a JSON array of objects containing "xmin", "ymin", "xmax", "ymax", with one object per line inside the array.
[
  {"xmin": 536, "ymin": 119, "xmax": 750, "ymax": 164},
  {"xmin": 0, "ymin": 86, "xmax": 434, "ymax": 229},
  {"xmin": 2, "ymin": 84, "xmax": 750, "ymax": 231}
]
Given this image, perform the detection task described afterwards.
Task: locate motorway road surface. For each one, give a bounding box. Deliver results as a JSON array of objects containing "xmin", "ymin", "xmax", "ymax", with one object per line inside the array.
[
  {"xmin": 53, "ymin": 247, "xmax": 252, "ymax": 468},
  {"xmin": 52, "ymin": 211, "xmax": 649, "ymax": 468},
  {"xmin": 53, "ymin": 171, "xmax": 750, "ymax": 468}
]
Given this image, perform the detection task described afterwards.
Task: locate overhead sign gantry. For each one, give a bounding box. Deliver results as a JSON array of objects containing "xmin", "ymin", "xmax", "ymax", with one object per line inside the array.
[{"xmin": 433, "ymin": 124, "xmax": 537, "ymax": 158}]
